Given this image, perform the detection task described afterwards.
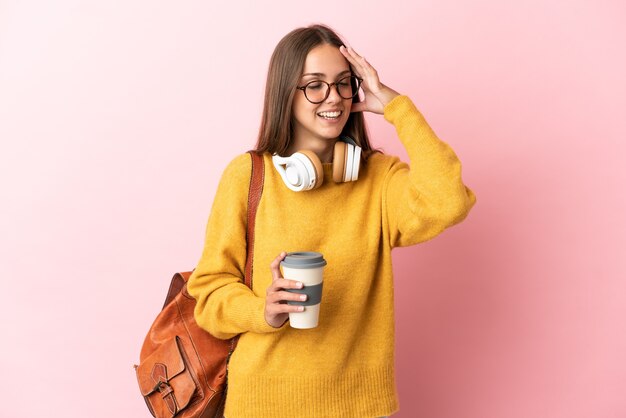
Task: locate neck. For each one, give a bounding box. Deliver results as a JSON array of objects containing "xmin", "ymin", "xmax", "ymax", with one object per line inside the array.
[{"xmin": 285, "ymin": 136, "xmax": 338, "ymax": 163}]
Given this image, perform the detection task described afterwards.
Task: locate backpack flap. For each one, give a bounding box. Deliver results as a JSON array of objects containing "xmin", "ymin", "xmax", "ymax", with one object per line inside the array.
[{"xmin": 135, "ymin": 336, "xmax": 196, "ymax": 418}]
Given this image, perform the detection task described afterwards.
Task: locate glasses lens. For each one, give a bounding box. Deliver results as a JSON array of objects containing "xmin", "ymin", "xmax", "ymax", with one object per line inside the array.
[
  {"xmin": 337, "ymin": 76, "xmax": 360, "ymax": 99},
  {"xmin": 305, "ymin": 81, "xmax": 329, "ymax": 104}
]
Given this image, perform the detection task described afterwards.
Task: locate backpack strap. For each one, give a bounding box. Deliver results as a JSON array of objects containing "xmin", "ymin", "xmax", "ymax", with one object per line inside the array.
[{"xmin": 244, "ymin": 151, "xmax": 265, "ymax": 289}]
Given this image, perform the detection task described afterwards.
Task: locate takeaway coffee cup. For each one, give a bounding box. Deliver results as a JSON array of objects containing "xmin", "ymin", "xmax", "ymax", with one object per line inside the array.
[{"xmin": 280, "ymin": 251, "xmax": 327, "ymax": 329}]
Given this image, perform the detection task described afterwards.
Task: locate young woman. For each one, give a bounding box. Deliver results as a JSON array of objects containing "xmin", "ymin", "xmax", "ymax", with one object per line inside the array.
[{"xmin": 188, "ymin": 24, "xmax": 477, "ymax": 418}]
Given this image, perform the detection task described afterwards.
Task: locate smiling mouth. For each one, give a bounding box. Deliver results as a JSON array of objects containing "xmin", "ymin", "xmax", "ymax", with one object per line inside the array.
[{"xmin": 317, "ymin": 110, "xmax": 343, "ymax": 120}]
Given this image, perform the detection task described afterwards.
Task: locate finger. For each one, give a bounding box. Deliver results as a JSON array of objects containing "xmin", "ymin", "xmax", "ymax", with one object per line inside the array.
[
  {"xmin": 340, "ymin": 46, "xmax": 364, "ymax": 76},
  {"xmin": 272, "ymin": 290, "xmax": 307, "ymax": 304},
  {"xmin": 268, "ymin": 303, "xmax": 305, "ymax": 314},
  {"xmin": 346, "ymin": 45, "xmax": 363, "ymax": 59},
  {"xmin": 345, "ymin": 46, "xmax": 368, "ymax": 69},
  {"xmin": 340, "ymin": 44, "xmax": 363, "ymax": 61},
  {"xmin": 343, "ymin": 46, "xmax": 379, "ymax": 82},
  {"xmin": 267, "ymin": 290, "xmax": 306, "ymax": 305},
  {"xmin": 269, "ymin": 251, "xmax": 287, "ymax": 281},
  {"xmin": 339, "ymin": 44, "xmax": 357, "ymax": 63},
  {"xmin": 271, "ymin": 278, "xmax": 304, "ymax": 292}
]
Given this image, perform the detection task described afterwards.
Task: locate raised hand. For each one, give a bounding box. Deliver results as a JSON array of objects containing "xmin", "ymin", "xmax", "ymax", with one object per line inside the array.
[{"xmin": 339, "ymin": 45, "xmax": 400, "ymax": 114}]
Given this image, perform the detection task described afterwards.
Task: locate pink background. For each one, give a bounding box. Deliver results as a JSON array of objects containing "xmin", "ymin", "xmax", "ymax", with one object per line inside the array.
[{"xmin": 1, "ymin": 1, "xmax": 625, "ymax": 417}]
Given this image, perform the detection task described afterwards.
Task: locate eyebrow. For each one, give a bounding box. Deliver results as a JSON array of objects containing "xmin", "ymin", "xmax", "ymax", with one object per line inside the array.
[{"xmin": 301, "ymin": 69, "xmax": 352, "ymax": 78}]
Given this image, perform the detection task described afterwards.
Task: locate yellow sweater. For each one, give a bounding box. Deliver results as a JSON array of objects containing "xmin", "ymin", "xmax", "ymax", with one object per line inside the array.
[{"xmin": 187, "ymin": 95, "xmax": 477, "ymax": 418}]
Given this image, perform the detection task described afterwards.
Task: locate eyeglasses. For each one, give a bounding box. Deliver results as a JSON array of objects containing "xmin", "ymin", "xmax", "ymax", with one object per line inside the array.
[{"xmin": 296, "ymin": 75, "xmax": 363, "ymax": 104}]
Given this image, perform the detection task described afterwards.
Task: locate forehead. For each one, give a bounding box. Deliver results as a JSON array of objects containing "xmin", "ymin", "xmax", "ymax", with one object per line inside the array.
[{"xmin": 301, "ymin": 44, "xmax": 350, "ymax": 77}]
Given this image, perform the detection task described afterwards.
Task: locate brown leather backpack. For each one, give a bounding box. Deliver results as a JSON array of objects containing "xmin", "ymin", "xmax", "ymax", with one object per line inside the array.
[{"xmin": 134, "ymin": 151, "xmax": 264, "ymax": 418}]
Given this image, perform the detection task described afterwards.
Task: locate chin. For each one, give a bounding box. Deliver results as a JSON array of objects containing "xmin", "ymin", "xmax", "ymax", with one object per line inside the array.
[
  {"xmin": 318, "ymin": 130, "xmax": 344, "ymax": 140},
  {"xmin": 317, "ymin": 123, "xmax": 348, "ymax": 136}
]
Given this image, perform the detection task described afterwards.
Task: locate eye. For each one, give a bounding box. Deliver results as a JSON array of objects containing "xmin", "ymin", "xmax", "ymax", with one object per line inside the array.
[
  {"xmin": 307, "ymin": 82, "xmax": 324, "ymax": 90},
  {"xmin": 338, "ymin": 75, "xmax": 354, "ymax": 83}
]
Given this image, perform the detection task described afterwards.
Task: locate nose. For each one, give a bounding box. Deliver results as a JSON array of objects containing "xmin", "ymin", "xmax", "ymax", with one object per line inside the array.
[{"xmin": 325, "ymin": 83, "xmax": 342, "ymax": 103}]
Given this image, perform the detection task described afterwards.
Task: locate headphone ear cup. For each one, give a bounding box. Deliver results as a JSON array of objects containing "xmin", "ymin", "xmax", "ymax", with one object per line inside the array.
[
  {"xmin": 298, "ymin": 150, "xmax": 324, "ymax": 189},
  {"xmin": 350, "ymin": 145, "xmax": 362, "ymax": 181},
  {"xmin": 344, "ymin": 142, "xmax": 356, "ymax": 181},
  {"xmin": 332, "ymin": 141, "xmax": 347, "ymax": 183}
]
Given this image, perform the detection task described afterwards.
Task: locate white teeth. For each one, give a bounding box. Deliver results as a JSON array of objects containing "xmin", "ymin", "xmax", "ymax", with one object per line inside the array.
[{"xmin": 317, "ymin": 111, "xmax": 342, "ymax": 119}]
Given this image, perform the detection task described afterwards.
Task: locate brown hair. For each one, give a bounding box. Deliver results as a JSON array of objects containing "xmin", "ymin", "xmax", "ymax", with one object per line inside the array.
[{"xmin": 254, "ymin": 24, "xmax": 381, "ymax": 163}]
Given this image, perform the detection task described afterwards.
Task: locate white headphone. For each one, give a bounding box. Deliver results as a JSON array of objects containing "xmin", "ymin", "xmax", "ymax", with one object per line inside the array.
[{"xmin": 272, "ymin": 136, "xmax": 362, "ymax": 192}]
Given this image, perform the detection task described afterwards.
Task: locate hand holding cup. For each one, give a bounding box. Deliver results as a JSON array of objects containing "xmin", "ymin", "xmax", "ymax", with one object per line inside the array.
[{"xmin": 265, "ymin": 252, "xmax": 307, "ymax": 328}]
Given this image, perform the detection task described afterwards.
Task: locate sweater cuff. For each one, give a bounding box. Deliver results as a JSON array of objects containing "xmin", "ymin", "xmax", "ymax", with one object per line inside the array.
[
  {"xmin": 246, "ymin": 296, "xmax": 289, "ymax": 334},
  {"xmin": 383, "ymin": 94, "xmax": 424, "ymax": 125}
]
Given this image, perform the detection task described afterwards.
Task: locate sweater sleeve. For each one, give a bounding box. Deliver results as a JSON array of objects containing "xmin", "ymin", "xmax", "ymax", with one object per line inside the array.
[
  {"xmin": 382, "ymin": 95, "xmax": 477, "ymax": 248},
  {"xmin": 187, "ymin": 153, "xmax": 287, "ymax": 339}
]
